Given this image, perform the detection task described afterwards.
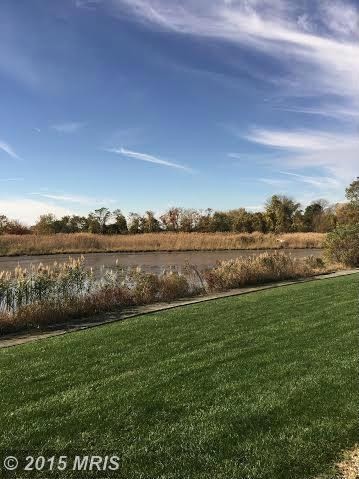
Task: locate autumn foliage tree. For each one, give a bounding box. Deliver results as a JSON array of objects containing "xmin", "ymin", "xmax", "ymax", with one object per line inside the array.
[
  {"xmin": 325, "ymin": 178, "xmax": 359, "ymax": 266},
  {"xmin": 3, "ymin": 181, "xmax": 358, "ymax": 236}
]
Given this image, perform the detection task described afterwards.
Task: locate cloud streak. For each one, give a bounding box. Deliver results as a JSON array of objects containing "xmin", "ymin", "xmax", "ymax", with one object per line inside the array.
[
  {"xmin": 0, "ymin": 140, "xmax": 21, "ymax": 160},
  {"xmin": 111, "ymin": 0, "xmax": 359, "ymax": 105},
  {"xmin": 244, "ymin": 128, "xmax": 358, "ymax": 152},
  {"xmin": 106, "ymin": 147, "xmax": 193, "ymax": 172},
  {"xmin": 278, "ymin": 171, "xmax": 341, "ymax": 189},
  {"xmin": 0, "ymin": 177, "xmax": 24, "ymax": 182},
  {"xmin": 75, "ymin": 0, "xmax": 103, "ymax": 9},
  {"xmin": 272, "ymin": 105, "xmax": 359, "ymax": 121},
  {"xmin": 51, "ymin": 122, "xmax": 85, "ymax": 133},
  {"xmin": 244, "ymin": 127, "xmax": 359, "ymax": 184},
  {"xmin": 108, "ymin": 0, "xmax": 358, "ymax": 195},
  {"xmin": 32, "ymin": 192, "xmax": 115, "ymax": 205}
]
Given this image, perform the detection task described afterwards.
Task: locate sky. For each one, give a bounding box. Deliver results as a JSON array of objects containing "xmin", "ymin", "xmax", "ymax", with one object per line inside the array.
[{"xmin": 0, "ymin": 0, "xmax": 358, "ymax": 224}]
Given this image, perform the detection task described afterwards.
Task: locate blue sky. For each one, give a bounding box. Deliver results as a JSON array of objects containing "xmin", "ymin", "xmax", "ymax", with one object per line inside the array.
[{"xmin": 0, "ymin": 0, "xmax": 358, "ymax": 224}]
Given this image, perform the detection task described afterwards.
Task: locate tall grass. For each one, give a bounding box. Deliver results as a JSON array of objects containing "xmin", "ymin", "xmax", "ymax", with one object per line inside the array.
[
  {"xmin": 0, "ymin": 253, "xmax": 333, "ymax": 335},
  {"xmin": 203, "ymin": 253, "xmax": 327, "ymax": 291},
  {"xmin": 0, "ymin": 258, "xmax": 93, "ymax": 312},
  {"xmin": 0, "ymin": 232, "xmax": 325, "ymax": 256}
]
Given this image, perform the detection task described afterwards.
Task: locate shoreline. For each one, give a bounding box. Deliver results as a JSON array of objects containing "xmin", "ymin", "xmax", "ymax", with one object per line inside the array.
[
  {"xmin": 0, "ymin": 246, "xmax": 324, "ymax": 259},
  {"xmin": 0, "ymin": 269, "xmax": 356, "ymax": 349}
]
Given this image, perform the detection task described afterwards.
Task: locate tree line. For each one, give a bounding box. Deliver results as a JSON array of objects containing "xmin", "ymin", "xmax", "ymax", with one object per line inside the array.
[{"xmin": 1, "ymin": 180, "xmax": 358, "ymax": 235}]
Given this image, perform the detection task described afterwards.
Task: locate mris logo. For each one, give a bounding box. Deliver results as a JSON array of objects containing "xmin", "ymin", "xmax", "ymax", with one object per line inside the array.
[{"xmin": 73, "ymin": 455, "xmax": 120, "ymax": 471}]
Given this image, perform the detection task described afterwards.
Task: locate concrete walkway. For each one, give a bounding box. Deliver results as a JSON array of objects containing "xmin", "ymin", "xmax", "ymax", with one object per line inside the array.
[{"xmin": 0, "ymin": 269, "xmax": 357, "ymax": 350}]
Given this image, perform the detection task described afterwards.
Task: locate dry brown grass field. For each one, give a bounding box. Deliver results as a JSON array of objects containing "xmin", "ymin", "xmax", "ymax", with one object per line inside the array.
[{"xmin": 0, "ymin": 232, "xmax": 325, "ymax": 256}]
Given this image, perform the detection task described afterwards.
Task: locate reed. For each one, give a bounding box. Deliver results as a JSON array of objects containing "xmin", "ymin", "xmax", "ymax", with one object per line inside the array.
[
  {"xmin": 203, "ymin": 253, "xmax": 327, "ymax": 291},
  {"xmin": 0, "ymin": 232, "xmax": 325, "ymax": 256},
  {"xmin": 0, "ymin": 252, "xmax": 335, "ymax": 336},
  {"xmin": 0, "ymin": 257, "xmax": 94, "ymax": 313}
]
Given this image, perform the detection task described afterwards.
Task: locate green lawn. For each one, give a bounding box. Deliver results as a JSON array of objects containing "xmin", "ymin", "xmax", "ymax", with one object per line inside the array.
[{"xmin": 0, "ymin": 275, "xmax": 358, "ymax": 479}]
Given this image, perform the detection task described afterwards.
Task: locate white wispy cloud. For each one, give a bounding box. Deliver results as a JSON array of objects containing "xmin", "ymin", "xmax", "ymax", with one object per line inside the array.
[
  {"xmin": 273, "ymin": 105, "xmax": 359, "ymax": 120},
  {"xmin": 0, "ymin": 177, "xmax": 24, "ymax": 182},
  {"xmin": 109, "ymin": 0, "xmax": 358, "ymax": 190},
  {"xmin": 51, "ymin": 122, "xmax": 85, "ymax": 133},
  {"xmin": 244, "ymin": 127, "xmax": 359, "ymax": 184},
  {"xmin": 0, "ymin": 140, "xmax": 21, "ymax": 160},
  {"xmin": 75, "ymin": 0, "xmax": 103, "ymax": 9},
  {"xmin": 283, "ymin": 145, "xmax": 359, "ymax": 184},
  {"xmin": 319, "ymin": 1, "xmax": 358, "ymax": 37},
  {"xmin": 32, "ymin": 192, "xmax": 115, "ymax": 205},
  {"xmin": 278, "ymin": 171, "xmax": 341, "ymax": 189},
  {"xmin": 110, "ymin": 0, "xmax": 359, "ymax": 104},
  {"xmin": 103, "ymin": 0, "xmax": 356, "ymax": 192},
  {"xmin": 106, "ymin": 147, "xmax": 193, "ymax": 172},
  {"xmin": 259, "ymin": 172, "xmax": 341, "ymax": 194},
  {"xmin": 244, "ymin": 128, "xmax": 358, "ymax": 152},
  {"xmin": 227, "ymin": 153, "xmax": 242, "ymax": 160}
]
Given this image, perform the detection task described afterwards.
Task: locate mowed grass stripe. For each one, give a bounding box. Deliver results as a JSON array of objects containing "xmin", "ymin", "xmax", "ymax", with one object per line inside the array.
[{"xmin": 0, "ymin": 274, "xmax": 358, "ymax": 479}]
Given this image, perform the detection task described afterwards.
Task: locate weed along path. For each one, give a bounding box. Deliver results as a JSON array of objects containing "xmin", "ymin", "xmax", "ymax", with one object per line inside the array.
[{"xmin": 0, "ymin": 269, "xmax": 356, "ymax": 349}]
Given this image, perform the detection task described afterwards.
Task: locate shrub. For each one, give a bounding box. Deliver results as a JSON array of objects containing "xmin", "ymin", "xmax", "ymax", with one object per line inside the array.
[
  {"xmin": 304, "ymin": 256, "xmax": 325, "ymax": 269},
  {"xmin": 129, "ymin": 270, "xmax": 160, "ymax": 304},
  {"xmin": 203, "ymin": 252, "xmax": 326, "ymax": 292},
  {"xmin": 158, "ymin": 272, "xmax": 191, "ymax": 301},
  {"xmin": 324, "ymin": 224, "xmax": 359, "ymax": 266}
]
